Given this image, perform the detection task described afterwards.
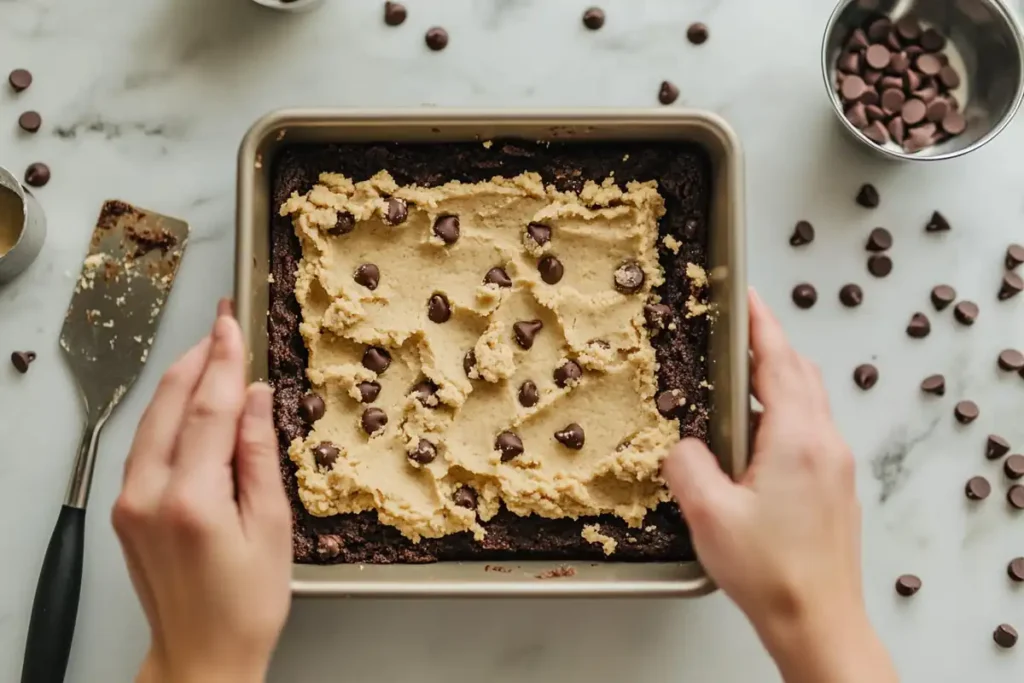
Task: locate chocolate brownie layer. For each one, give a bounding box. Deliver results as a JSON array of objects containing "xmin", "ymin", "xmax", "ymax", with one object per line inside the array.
[{"xmin": 270, "ymin": 140, "xmax": 711, "ymax": 564}]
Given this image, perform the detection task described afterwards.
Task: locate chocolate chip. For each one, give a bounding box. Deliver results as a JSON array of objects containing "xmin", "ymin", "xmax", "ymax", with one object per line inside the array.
[
  {"xmin": 463, "ymin": 350, "xmax": 476, "ymax": 377},
  {"xmin": 484, "ymin": 267, "xmax": 512, "ymax": 288},
  {"xmin": 987, "ymin": 435, "xmax": 1011, "ymax": 460},
  {"xmin": 999, "ymin": 349, "xmax": 1024, "ymax": 371},
  {"xmin": 357, "ymin": 381, "xmax": 381, "ymax": 404},
  {"xmin": 656, "ymin": 390, "xmax": 685, "ymax": 417},
  {"xmin": 513, "ymin": 320, "xmax": 544, "ymax": 349},
  {"xmin": 10, "ymin": 351, "xmax": 36, "ymax": 374},
  {"xmin": 903, "ymin": 69, "xmax": 922, "ymax": 92},
  {"xmin": 880, "ymin": 74, "xmax": 904, "ymax": 90},
  {"xmin": 681, "ymin": 218, "xmax": 700, "ymax": 241},
  {"xmin": 644, "ymin": 303, "xmax": 673, "ymax": 331},
  {"xmin": 384, "ymin": 198, "xmax": 408, "ymax": 225},
  {"xmin": 687, "ymin": 22, "xmax": 708, "ymax": 44},
  {"xmin": 1005, "ymin": 455, "xmax": 1024, "ymax": 481},
  {"xmin": 888, "ymin": 117, "xmax": 906, "ymax": 144},
  {"xmin": 895, "ymin": 574, "xmax": 922, "ymax": 597},
  {"xmin": 1006, "ymin": 244, "xmax": 1024, "ymax": 270},
  {"xmin": 921, "ymin": 374, "xmax": 945, "ymax": 395},
  {"xmin": 582, "ymin": 7, "xmax": 605, "ymax": 30},
  {"xmin": 839, "ymin": 52, "xmax": 861, "ymax": 74},
  {"xmin": 331, "ymin": 211, "xmax": 355, "ymax": 235},
  {"xmin": 554, "ymin": 360, "xmax": 583, "ymax": 388},
  {"xmin": 1010, "ymin": 485, "xmax": 1024, "ymax": 510},
  {"xmin": 554, "ymin": 423, "xmax": 585, "ymax": 450},
  {"xmin": 353, "ymin": 263, "xmax": 380, "ymax": 290},
  {"xmin": 362, "ymin": 346, "xmax": 391, "ymax": 374},
  {"xmin": 865, "ymin": 104, "xmax": 887, "ymax": 122},
  {"xmin": 495, "ymin": 431, "xmax": 524, "ymax": 462},
  {"xmin": 880, "ymin": 88, "xmax": 905, "ymax": 115},
  {"xmin": 865, "ymin": 44, "xmax": 891, "ymax": 70},
  {"xmin": 518, "ymin": 380, "xmax": 539, "ymax": 408},
  {"xmin": 999, "ymin": 272, "xmax": 1023, "ymax": 300},
  {"xmin": 1009, "ymin": 558, "xmax": 1024, "ymax": 582},
  {"xmin": 790, "ymin": 220, "xmax": 815, "ymax": 246},
  {"xmin": 433, "ymin": 215, "xmax": 459, "ymax": 244},
  {"xmin": 24, "ymin": 163, "xmax": 50, "ymax": 188},
  {"xmin": 862, "ymin": 74, "xmax": 883, "ymax": 93},
  {"xmin": 895, "ymin": 16, "xmax": 921, "ymax": 43},
  {"xmin": 316, "ymin": 534, "xmax": 343, "ymax": 560},
  {"xmin": 938, "ymin": 65, "xmax": 960, "ymax": 90},
  {"xmin": 920, "ymin": 28, "xmax": 945, "ymax": 52},
  {"xmin": 846, "ymin": 28, "xmax": 869, "ymax": 51},
  {"xmin": 425, "ymin": 26, "xmax": 449, "ymax": 50},
  {"xmin": 8, "ymin": 69, "xmax": 32, "ymax": 92},
  {"xmin": 901, "ymin": 98, "xmax": 927, "ymax": 125},
  {"xmin": 906, "ymin": 312, "xmax": 931, "ymax": 338},
  {"xmin": 865, "ymin": 227, "xmax": 893, "ymax": 252},
  {"xmin": 453, "ymin": 485, "xmax": 478, "ymax": 509},
  {"xmin": 886, "ymin": 52, "xmax": 909, "ymax": 75},
  {"xmin": 383, "ymin": 1, "xmax": 407, "ymax": 26},
  {"xmin": 916, "ymin": 53, "xmax": 941, "ymax": 76},
  {"xmin": 856, "ymin": 184, "xmax": 879, "ymax": 208},
  {"xmin": 953, "ymin": 300, "xmax": 979, "ymax": 325},
  {"xmin": 867, "ymin": 254, "xmax": 892, "ymax": 278},
  {"xmin": 994, "ymin": 624, "xmax": 1018, "ymax": 649},
  {"xmin": 925, "ymin": 211, "xmax": 950, "ymax": 232},
  {"xmin": 862, "ymin": 121, "xmax": 889, "ymax": 145},
  {"xmin": 966, "ymin": 475, "xmax": 991, "ymax": 500},
  {"xmin": 954, "ymin": 400, "xmax": 979, "ymax": 424},
  {"xmin": 942, "ymin": 111, "xmax": 966, "ymax": 136},
  {"xmin": 792, "ymin": 283, "xmax": 817, "ymax": 309},
  {"xmin": 931, "ymin": 284, "xmax": 956, "ymax": 310},
  {"xmin": 614, "ymin": 262, "xmax": 646, "ymax": 294},
  {"xmin": 526, "ymin": 222, "xmax": 552, "ymax": 246},
  {"xmin": 313, "ymin": 442, "xmax": 340, "ymax": 468},
  {"xmin": 18, "ymin": 111, "xmax": 41, "ymax": 133},
  {"xmin": 538, "ymin": 255, "xmax": 564, "ymax": 284},
  {"xmin": 410, "ymin": 380, "xmax": 438, "ymax": 407},
  {"xmin": 427, "ymin": 293, "xmax": 452, "ymax": 323},
  {"xmin": 658, "ymin": 81, "xmax": 680, "ymax": 105},
  {"xmin": 300, "ymin": 394, "xmax": 325, "ymax": 423},
  {"xmin": 361, "ymin": 407, "xmax": 388, "ymax": 435},
  {"xmin": 839, "ymin": 284, "xmax": 863, "ymax": 308},
  {"xmin": 854, "ymin": 363, "xmax": 878, "ymax": 390},
  {"xmin": 914, "ymin": 85, "xmax": 939, "ymax": 103},
  {"xmin": 867, "ymin": 17, "xmax": 891, "ymax": 42},
  {"xmin": 409, "ymin": 439, "xmax": 437, "ymax": 465},
  {"xmin": 846, "ymin": 102, "xmax": 869, "ymax": 128},
  {"xmin": 841, "ymin": 75, "xmax": 868, "ymax": 102},
  {"xmin": 925, "ymin": 98, "xmax": 949, "ymax": 123}
]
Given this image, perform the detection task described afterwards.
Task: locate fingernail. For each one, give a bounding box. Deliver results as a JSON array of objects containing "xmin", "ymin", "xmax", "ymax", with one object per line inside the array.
[
  {"xmin": 749, "ymin": 286, "xmax": 762, "ymax": 308},
  {"xmin": 217, "ymin": 298, "xmax": 234, "ymax": 318},
  {"xmin": 212, "ymin": 314, "xmax": 232, "ymax": 342},
  {"xmin": 245, "ymin": 382, "xmax": 274, "ymax": 416}
]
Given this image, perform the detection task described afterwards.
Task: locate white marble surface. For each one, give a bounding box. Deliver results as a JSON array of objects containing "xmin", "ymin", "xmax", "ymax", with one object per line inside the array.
[{"xmin": 2, "ymin": 0, "xmax": 1024, "ymax": 680}]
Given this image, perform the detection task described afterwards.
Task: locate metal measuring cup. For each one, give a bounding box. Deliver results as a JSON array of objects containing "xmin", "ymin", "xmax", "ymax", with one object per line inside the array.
[{"xmin": 0, "ymin": 165, "xmax": 46, "ymax": 285}]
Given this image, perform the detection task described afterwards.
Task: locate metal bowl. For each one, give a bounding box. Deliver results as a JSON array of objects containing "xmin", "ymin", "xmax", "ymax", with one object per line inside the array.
[
  {"xmin": 249, "ymin": 0, "xmax": 324, "ymax": 12},
  {"xmin": 822, "ymin": 0, "xmax": 1024, "ymax": 161}
]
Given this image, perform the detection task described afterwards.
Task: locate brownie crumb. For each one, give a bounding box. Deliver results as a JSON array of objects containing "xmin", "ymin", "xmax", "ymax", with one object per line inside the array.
[{"xmin": 536, "ymin": 565, "xmax": 577, "ymax": 579}]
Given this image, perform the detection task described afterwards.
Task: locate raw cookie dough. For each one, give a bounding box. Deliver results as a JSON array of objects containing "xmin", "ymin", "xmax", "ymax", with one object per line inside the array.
[{"xmin": 280, "ymin": 170, "xmax": 682, "ymax": 542}]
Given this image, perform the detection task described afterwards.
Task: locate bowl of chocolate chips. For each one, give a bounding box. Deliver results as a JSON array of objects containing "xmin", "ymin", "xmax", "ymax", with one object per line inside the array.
[{"xmin": 822, "ymin": 0, "xmax": 1024, "ymax": 160}]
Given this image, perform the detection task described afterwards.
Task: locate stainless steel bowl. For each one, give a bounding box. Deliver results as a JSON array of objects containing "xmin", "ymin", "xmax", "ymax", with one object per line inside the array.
[{"xmin": 822, "ymin": 0, "xmax": 1024, "ymax": 161}]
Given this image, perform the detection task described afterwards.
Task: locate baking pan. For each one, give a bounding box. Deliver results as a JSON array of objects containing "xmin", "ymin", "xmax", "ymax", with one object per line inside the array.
[{"xmin": 236, "ymin": 109, "xmax": 748, "ymax": 598}]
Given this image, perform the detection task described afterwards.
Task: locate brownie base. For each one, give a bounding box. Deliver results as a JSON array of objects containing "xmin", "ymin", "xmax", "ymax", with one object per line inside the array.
[{"xmin": 270, "ymin": 139, "xmax": 711, "ymax": 564}]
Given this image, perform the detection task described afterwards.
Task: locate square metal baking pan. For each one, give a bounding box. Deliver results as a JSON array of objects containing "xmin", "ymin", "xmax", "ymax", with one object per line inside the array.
[{"xmin": 236, "ymin": 109, "xmax": 748, "ymax": 598}]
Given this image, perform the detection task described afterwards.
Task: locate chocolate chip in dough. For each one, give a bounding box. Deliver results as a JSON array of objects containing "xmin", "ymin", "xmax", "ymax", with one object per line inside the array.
[
  {"xmin": 356, "ymin": 381, "xmax": 382, "ymax": 404},
  {"xmin": 839, "ymin": 284, "xmax": 863, "ymax": 308},
  {"xmin": 299, "ymin": 394, "xmax": 325, "ymax": 424},
  {"xmin": 331, "ymin": 211, "xmax": 355, "ymax": 235},
  {"xmin": 518, "ymin": 380, "xmax": 539, "ymax": 408},
  {"xmin": 8, "ymin": 68, "xmax": 32, "ymax": 92},
  {"xmin": 526, "ymin": 222, "xmax": 552, "ymax": 246},
  {"xmin": 865, "ymin": 227, "xmax": 893, "ymax": 252},
  {"xmin": 353, "ymin": 263, "xmax": 380, "ymax": 290},
  {"xmin": 409, "ymin": 439, "xmax": 437, "ymax": 465},
  {"xmin": 644, "ymin": 303, "xmax": 673, "ymax": 332},
  {"xmin": 538, "ymin": 255, "xmax": 564, "ymax": 284},
  {"xmin": 999, "ymin": 272, "xmax": 1023, "ymax": 300},
  {"xmin": 920, "ymin": 374, "xmax": 945, "ymax": 396},
  {"xmin": 1005, "ymin": 455, "xmax": 1024, "ymax": 481},
  {"xmin": 656, "ymin": 390, "xmax": 686, "ymax": 417},
  {"xmin": 362, "ymin": 346, "xmax": 391, "ymax": 374},
  {"xmin": 853, "ymin": 363, "xmax": 879, "ymax": 390},
  {"xmin": 1005, "ymin": 244, "xmax": 1024, "ymax": 270},
  {"xmin": 453, "ymin": 485, "xmax": 478, "ymax": 509},
  {"xmin": 513, "ymin": 320, "xmax": 544, "ymax": 349},
  {"xmin": 953, "ymin": 301, "xmax": 979, "ymax": 325},
  {"xmin": 463, "ymin": 350, "xmax": 477, "ymax": 377},
  {"xmin": 484, "ymin": 267, "xmax": 512, "ymax": 288},
  {"xmin": 582, "ymin": 7, "xmax": 605, "ymax": 30},
  {"xmin": 554, "ymin": 360, "xmax": 583, "ymax": 388},
  {"xmin": 383, "ymin": 1, "xmax": 407, "ymax": 26},
  {"xmin": 792, "ymin": 283, "xmax": 818, "ymax": 309},
  {"xmin": 999, "ymin": 349, "xmax": 1024, "ymax": 372},
  {"xmin": 994, "ymin": 624, "xmax": 1019, "ymax": 649},
  {"xmin": 313, "ymin": 442, "xmax": 340, "ymax": 468},
  {"xmin": 433, "ymin": 215, "xmax": 460, "ymax": 244},
  {"xmin": 931, "ymin": 284, "xmax": 956, "ymax": 310},
  {"xmin": 867, "ymin": 254, "xmax": 892, "ymax": 278},
  {"xmin": 614, "ymin": 262, "xmax": 646, "ymax": 294},
  {"xmin": 789, "ymin": 220, "xmax": 815, "ymax": 246},
  {"xmin": 987, "ymin": 434, "xmax": 1011, "ymax": 460},
  {"xmin": 10, "ymin": 351, "xmax": 36, "ymax": 374},
  {"xmin": 895, "ymin": 574, "xmax": 922, "ymax": 597},
  {"xmin": 427, "ymin": 293, "xmax": 452, "ymax": 323},
  {"xmin": 361, "ymin": 407, "xmax": 388, "ymax": 435},
  {"xmin": 658, "ymin": 81, "xmax": 680, "ymax": 105},
  {"xmin": 554, "ymin": 423, "xmax": 585, "ymax": 450},
  {"xmin": 24, "ymin": 163, "xmax": 50, "ymax": 188},
  {"xmin": 1008, "ymin": 558, "xmax": 1024, "ymax": 582},
  {"xmin": 18, "ymin": 111, "xmax": 41, "ymax": 133},
  {"xmin": 925, "ymin": 211, "xmax": 950, "ymax": 232},
  {"xmin": 495, "ymin": 431, "xmax": 524, "ymax": 462},
  {"xmin": 425, "ymin": 27, "xmax": 449, "ymax": 51},
  {"xmin": 316, "ymin": 534, "xmax": 342, "ymax": 560},
  {"xmin": 1010, "ymin": 485, "xmax": 1024, "ymax": 510},
  {"xmin": 410, "ymin": 380, "xmax": 438, "ymax": 407},
  {"xmin": 906, "ymin": 312, "xmax": 931, "ymax": 338},
  {"xmin": 384, "ymin": 198, "xmax": 408, "ymax": 225},
  {"xmin": 954, "ymin": 400, "xmax": 979, "ymax": 424},
  {"xmin": 965, "ymin": 475, "xmax": 992, "ymax": 500},
  {"xmin": 687, "ymin": 22, "xmax": 709, "ymax": 44},
  {"xmin": 856, "ymin": 184, "xmax": 880, "ymax": 208}
]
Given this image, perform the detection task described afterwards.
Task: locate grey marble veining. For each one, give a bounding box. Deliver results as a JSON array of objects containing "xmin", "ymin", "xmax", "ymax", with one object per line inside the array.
[{"xmin": 2, "ymin": 0, "xmax": 1024, "ymax": 681}]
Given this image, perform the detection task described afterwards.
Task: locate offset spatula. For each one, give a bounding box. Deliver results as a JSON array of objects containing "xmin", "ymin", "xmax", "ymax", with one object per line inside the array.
[{"xmin": 21, "ymin": 201, "xmax": 189, "ymax": 683}]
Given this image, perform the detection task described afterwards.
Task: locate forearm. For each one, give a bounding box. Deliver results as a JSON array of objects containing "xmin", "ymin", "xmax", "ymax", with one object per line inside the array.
[{"xmin": 136, "ymin": 650, "xmax": 267, "ymax": 683}]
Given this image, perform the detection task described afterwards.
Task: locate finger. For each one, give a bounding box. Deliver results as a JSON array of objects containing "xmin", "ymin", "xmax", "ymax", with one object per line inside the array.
[
  {"xmin": 748, "ymin": 288, "xmax": 799, "ymax": 405},
  {"xmin": 662, "ymin": 438, "xmax": 738, "ymax": 532},
  {"xmin": 236, "ymin": 383, "xmax": 291, "ymax": 540}
]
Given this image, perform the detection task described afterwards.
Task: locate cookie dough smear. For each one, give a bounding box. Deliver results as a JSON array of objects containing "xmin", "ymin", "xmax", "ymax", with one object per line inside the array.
[{"xmin": 280, "ymin": 170, "xmax": 684, "ymax": 542}]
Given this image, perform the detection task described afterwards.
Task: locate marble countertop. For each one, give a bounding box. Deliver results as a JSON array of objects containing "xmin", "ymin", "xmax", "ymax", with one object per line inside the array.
[{"xmin": 2, "ymin": 0, "xmax": 1024, "ymax": 680}]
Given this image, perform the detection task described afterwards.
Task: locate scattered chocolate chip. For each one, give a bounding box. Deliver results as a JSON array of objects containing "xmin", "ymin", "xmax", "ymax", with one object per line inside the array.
[
  {"xmin": 538, "ymin": 255, "xmax": 564, "ymax": 285},
  {"xmin": 687, "ymin": 22, "xmax": 708, "ymax": 44},
  {"xmin": 865, "ymin": 44, "xmax": 891, "ymax": 70},
  {"xmin": 313, "ymin": 442, "xmax": 340, "ymax": 468},
  {"xmin": 518, "ymin": 380, "xmax": 539, "ymax": 408},
  {"xmin": 300, "ymin": 394, "xmax": 325, "ymax": 423},
  {"xmin": 994, "ymin": 624, "xmax": 1018, "ymax": 649},
  {"xmin": 582, "ymin": 7, "xmax": 605, "ymax": 30},
  {"xmin": 614, "ymin": 262, "xmax": 646, "ymax": 294},
  {"xmin": 316, "ymin": 534, "xmax": 342, "ymax": 560},
  {"xmin": 410, "ymin": 380, "xmax": 438, "ymax": 406},
  {"xmin": 427, "ymin": 293, "xmax": 452, "ymax": 323},
  {"xmin": 495, "ymin": 431, "xmax": 524, "ymax": 461},
  {"xmin": 1005, "ymin": 455, "xmax": 1024, "ymax": 481},
  {"xmin": 931, "ymin": 284, "xmax": 956, "ymax": 310},
  {"xmin": 353, "ymin": 263, "xmax": 380, "ymax": 290},
  {"xmin": 362, "ymin": 346, "xmax": 391, "ymax": 374},
  {"xmin": 331, "ymin": 211, "xmax": 355, "ymax": 235},
  {"xmin": 463, "ymin": 350, "xmax": 476, "ymax": 377},
  {"xmin": 425, "ymin": 26, "xmax": 449, "ymax": 50},
  {"xmin": 8, "ymin": 69, "xmax": 32, "ymax": 92},
  {"xmin": 987, "ymin": 435, "xmax": 1011, "ymax": 460},
  {"xmin": 10, "ymin": 351, "xmax": 36, "ymax": 374},
  {"xmin": 895, "ymin": 574, "xmax": 922, "ymax": 597},
  {"xmin": 484, "ymin": 267, "xmax": 512, "ymax": 288},
  {"xmin": 383, "ymin": 1, "xmax": 407, "ymax": 26},
  {"xmin": 966, "ymin": 475, "xmax": 992, "ymax": 500},
  {"xmin": 920, "ymin": 28, "xmax": 945, "ymax": 51},
  {"xmin": 409, "ymin": 439, "xmax": 437, "ymax": 465},
  {"xmin": 24, "ymin": 163, "xmax": 50, "ymax": 188},
  {"xmin": 998, "ymin": 349, "xmax": 1024, "ymax": 372},
  {"xmin": 925, "ymin": 211, "xmax": 950, "ymax": 232},
  {"xmin": 356, "ymin": 381, "xmax": 381, "ymax": 404},
  {"xmin": 513, "ymin": 320, "xmax": 544, "ymax": 349},
  {"xmin": 792, "ymin": 283, "xmax": 817, "ymax": 309},
  {"xmin": 856, "ymin": 184, "xmax": 879, "ymax": 208},
  {"xmin": 790, "ymin": 220, "xmax": 815, "ymax": 246},
  {"xmin": 361, "ymin": 407, "xmax": 388, "ymax": 435},
  {"xmin": 868, "ymin": 254, "xmax": 893, "ymax": 278},
  {"xmin": 906, "ymin": 312, "xmax": 931, "ymax": 338},
  {"xmin": 839, "ymin": 284, "xmax": 863, "ymax": 308},
  {"xmin": 954, "ymin": 400, "xmax": 979, "ymax": 424},
  {"xmin": 554, "ymin": 360, "xmax": 583, "ymax": 388},
  {"xmin": 1010, "ymin": 485, "xmax": 1024, "ymax": 510},
  {"xmin": 999, "ymin": 272, "xmax": 1023, "ymax": 300},
  {"xmin": 18, "ymin": 111, "xmax": 41, "ymax": 133},
  {"xmin": 1006, "ymin": 244, "xmax": 1024, "ymax": 270},
  {"xmin": 526, "ymin": 222, "xmax": 552, "ymax": 246},
  {"xmin": 554, "ymin": 423, "xmax": 585, "ymax": 450},
  {"xmin": 941, "ymin": 110, "xmax": 966, "ymax": 136},
  {"xmin": 384, "ymin": 198, "xmax": 408, "ymax": 225},
  {"xmin": 921, "ymin": 374, "xmax": 945, "ymax": 395},
  {"xmin": 433, "ymin": 215, "xmax": 460, "ymax": 244},
  {"xmin": 866, "ymin": 227, "xmax": 893, "ymax": 252},
  {"xmin": 656, "ymin": 390, "xmax": 685, "ymax": 418},
  {"xmin": 854, "ymin": 363, "xmax": 878, "ymax": 390},
  {"xmin": 644, "ymin": 303, "xmax": 673, "ymax": 332},
  {"xmin": 453, "ymin": 485, "xmax": 478, "ymax": 509},
  {"xmin": 1008, "ymin": 558, "xmax": 1024, "ymax": 582},
  {"xmin": 953, "ymin": 301, "xmax": 979, "ymax": 325},
  {"xmin": 658, "ymin": 80, "xmax": 680, "ymax": 105}
]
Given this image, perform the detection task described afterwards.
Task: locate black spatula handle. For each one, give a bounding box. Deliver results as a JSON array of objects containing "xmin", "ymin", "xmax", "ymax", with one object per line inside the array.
[{"xmin": 21, "ymin": 505, "xmax": 85, "ymax": 683}]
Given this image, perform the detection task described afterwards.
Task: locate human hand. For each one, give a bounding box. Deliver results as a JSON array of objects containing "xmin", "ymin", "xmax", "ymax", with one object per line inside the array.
[
  {"xmin": 663, "ymin": 289, "xmax": 896, "ymax": 683},
  {"xmin": 112, "ymin": 300, "xmax": 292, "ymax": 683}
]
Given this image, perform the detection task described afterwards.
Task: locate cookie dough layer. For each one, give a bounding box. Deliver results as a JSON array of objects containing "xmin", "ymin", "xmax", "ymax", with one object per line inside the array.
[{"xmin": 280, "ymin": 170, "xmax": 683, "ymax": 542}]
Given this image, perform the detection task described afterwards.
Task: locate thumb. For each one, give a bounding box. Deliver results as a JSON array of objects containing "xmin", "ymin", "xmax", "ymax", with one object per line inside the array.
[
  {"xmin": 662, "ymin": 438, "xmax": 737, "ymax": 531},
  {"xmin": 236, "ymin": 383, "xmax": 291, "ymax": 540}
]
